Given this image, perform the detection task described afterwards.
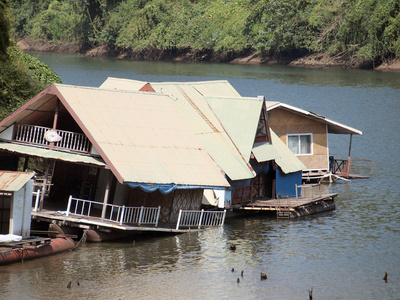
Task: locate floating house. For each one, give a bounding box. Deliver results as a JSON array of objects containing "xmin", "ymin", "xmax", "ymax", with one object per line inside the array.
[
  {"xmin": 100, "ymin": 78, "xmax": 337, "ymax": 218},
  {"xmin": 0, "ymin": 84, "xmax": 229, "ymax": 241},
  {"xmin": 266, "ymin": 102, "xmax": 373, "ymax": 181}
]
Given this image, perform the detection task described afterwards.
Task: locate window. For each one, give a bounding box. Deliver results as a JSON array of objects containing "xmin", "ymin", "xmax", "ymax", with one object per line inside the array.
[{"xmin": 287, "ymin": 134, "xmax": 312, "ymax": 155}]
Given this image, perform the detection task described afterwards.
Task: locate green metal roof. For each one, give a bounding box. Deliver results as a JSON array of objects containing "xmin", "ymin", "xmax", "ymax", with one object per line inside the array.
[
  {"xmin": 270, "ymin": 130, "xmax": 307, "ymax": 174},
  {"xmin": 0, "ymin": 142, "xmax": 106, "ymax": 167},
  {"xmin": 252, "ymin": 142, "xmax": 280, "ymax": 162},
  {"xmin": 205, "ymin": 96, "xmax": 263, "ymax": 162}
]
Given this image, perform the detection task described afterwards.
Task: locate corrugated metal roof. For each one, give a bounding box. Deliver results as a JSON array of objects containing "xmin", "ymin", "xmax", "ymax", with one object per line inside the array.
[
  {"xmin": 0, "ymin": 171, "xmax": 34, "ymax": 191},
  {"xmin": 252, "ymin": 142, "xmax": 280, "ymax": 162},
  {"xmin": 55, "ymin": 84, "xmax": 229, "ymax": 187},
  {"xmin": 270, "ymin": 130, "xmax": 307, "ymax": 174},
  {"xmin": 205, "ymin": 96, "xmax": 263, "ymax": 162},
  {"xmin": 99, "ymin": 78, "xmax": 255, "ymax": 181},
  {"xmin": 0, "ymin": 142, "xmax": 106, "ymax": 166},
  {"xmin": 266, "ymin": 102, "xmax": 362, "ymax": 135},
  {"xmin": 100, "ymin": 77, "xmax": 241, "ymax": 98}
]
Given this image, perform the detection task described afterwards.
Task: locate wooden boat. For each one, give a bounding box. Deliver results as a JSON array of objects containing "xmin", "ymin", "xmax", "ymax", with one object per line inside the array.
[{"xmin": 0, "ymin": 236, "xmax": 75, "ymax": 265}]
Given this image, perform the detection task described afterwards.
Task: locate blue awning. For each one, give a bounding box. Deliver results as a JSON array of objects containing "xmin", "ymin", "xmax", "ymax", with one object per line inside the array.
[{"xmin": 126, "ymin": 182, "xmax": 226, "ymax": 194}]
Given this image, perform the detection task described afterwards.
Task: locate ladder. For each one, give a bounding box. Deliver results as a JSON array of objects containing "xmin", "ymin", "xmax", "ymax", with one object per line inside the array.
[{"xmin": 277, "ymin": 196, "xmax": 291, "ymax": 219}]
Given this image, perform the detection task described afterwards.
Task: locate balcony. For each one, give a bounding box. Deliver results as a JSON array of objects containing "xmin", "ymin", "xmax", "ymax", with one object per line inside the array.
[{"xmin": 14, "ymin": 124, "xmax": 91, "ymax": 154}]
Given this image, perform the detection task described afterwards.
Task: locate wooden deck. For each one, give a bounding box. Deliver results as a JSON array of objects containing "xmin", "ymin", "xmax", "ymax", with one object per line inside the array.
[
  {"xmin": 238, "ymin": 193, "xmax": 338, "ymax": 218},
  {"xmin": 31, "ymin": 209, "xmax": 190, "ymax": 234}
]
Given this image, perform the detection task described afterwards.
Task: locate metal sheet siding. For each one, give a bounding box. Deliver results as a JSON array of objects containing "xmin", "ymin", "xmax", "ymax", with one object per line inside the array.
[
  {"xmin": 56, "ymin": 85, "xmax": 229, "ymax": 187},
  {"xmin": 0, "ymin": 171, "xmax": 34, "ymax": 191},
  {"xmin": 0, "ymin": 142, "xmax": 105, "ymax": 166}
]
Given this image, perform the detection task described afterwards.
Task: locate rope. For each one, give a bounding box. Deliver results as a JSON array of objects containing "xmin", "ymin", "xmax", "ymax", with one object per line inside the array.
[{"xmin": 74, "ymin": 230, "xmax": 87, "ymax": 249}]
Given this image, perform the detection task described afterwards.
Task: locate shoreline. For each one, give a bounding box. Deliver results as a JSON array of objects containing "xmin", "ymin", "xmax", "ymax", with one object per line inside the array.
[{"xmin": 17, "ymin": 39, "xmax": 400, "ymax": 72}]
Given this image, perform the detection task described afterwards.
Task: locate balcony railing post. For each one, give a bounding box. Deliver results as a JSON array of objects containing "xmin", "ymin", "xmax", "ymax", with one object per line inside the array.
[
  {"xmin": 34, "ymin": 189, "xmax": 41, "ymax": 212},
  {"xmin": 198, "ymin": 209, "xmax": 204, "ymax": 229},
  {"xmin": 221, "ymin": 210, "xmax": 226, "ymax": 226},
  {"xmin": 66, "ymin": 195, "xmax": 72, "ymax": 217},
  {"xmin": 155, "ymin": 206, "xmax": 161, "ymax": 227},
  {"xmin": 138, "ymin": 206, "xmax": 144, "ymax": 225},
  {"xmin": 176, "ymin": 210, "xmax": 183, "ymax": 230},
  {"xmin": 119, "ymin": 205, "xmax": 125, "ymax": 225}
]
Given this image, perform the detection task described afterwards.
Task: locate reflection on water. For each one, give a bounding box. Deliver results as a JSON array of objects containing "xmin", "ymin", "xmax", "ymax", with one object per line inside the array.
[{"xmin": 2, "ymin": 52, "xmax": 399, "ymax": 299}]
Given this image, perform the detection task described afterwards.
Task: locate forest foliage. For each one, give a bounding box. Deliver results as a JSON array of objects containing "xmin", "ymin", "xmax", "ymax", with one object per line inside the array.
[
  {"xmin": 9, "ymin": 0, "xmax": 400, "ymax": 62},
  {"xmin": 0, "ymin": 0, "xmax": 61, "ymax": 120}
]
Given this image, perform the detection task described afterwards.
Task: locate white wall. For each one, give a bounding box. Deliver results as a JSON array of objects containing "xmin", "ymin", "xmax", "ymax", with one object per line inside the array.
[{"xmin": 10, "ymin": 180, "xmax": 33, "ymax": 238}]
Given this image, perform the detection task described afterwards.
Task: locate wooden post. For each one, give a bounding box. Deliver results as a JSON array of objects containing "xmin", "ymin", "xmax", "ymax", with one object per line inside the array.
[
  {"xmin": 49, "ymin": 100, "xmax": 59, "ymax": 150},
  {"xmin": 38, "ymin": 160, "xmax": 49, "ymax": 211},
  {"xmin": 101, "ymin": 171, "xmax": 113, "ymax": 221}
]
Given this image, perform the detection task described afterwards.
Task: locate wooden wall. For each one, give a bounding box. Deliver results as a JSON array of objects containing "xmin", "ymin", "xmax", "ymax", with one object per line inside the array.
[{"xmin": 268, "ymin": 108, "xmax": 329, "ymax": 170}]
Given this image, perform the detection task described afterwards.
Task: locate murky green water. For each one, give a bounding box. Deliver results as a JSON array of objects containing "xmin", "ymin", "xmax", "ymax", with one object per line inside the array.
[{"xmin": 1, "ymin": 52, "xmax": 399, "ymax": 299}]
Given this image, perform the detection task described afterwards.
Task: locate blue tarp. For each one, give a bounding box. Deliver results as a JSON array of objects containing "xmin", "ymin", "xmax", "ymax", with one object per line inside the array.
[{"xmin": 126, "ymin": 182, "xmax": 226, "ymax": 194}]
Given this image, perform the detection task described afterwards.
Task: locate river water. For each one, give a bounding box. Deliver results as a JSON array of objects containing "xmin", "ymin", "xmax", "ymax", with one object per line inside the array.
[{"xmin": 1, "ymin": 53, "xmax": 399, "ymax": 299}]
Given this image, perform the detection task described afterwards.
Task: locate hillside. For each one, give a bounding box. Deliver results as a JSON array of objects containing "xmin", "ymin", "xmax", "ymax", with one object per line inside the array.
[{"xmin": 11, "ymin": 0, "xmax": 400, "ymax": 71}]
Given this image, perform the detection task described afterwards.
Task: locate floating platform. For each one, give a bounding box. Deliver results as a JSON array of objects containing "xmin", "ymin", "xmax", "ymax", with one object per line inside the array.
[
  {"xmin": 238, "ymin": 193, "xmax": 338, "ymax": 218},
  {"xmin": 0, "ymin": 236, "xmax": 75, "ymax": 265}
]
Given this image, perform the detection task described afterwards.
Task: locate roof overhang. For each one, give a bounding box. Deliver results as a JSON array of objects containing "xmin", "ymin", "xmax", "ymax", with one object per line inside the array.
[
  {"xmin": 0, "ymin": 142, "xmax": 106, "ymax": 167},
  {"xmin": 266, "ymin": 102, "xmax": 362, "ymax": 135}
]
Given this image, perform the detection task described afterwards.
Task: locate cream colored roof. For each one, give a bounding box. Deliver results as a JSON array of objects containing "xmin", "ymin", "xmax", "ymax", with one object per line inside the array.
[
  {"xmin": 100, "ymin": 78, "xmax": 255, "ymax": 181},
  {"xmin": 100, "ymin": 77, "xmax": 241, "ymax": 97},
  {"xmin": 54, "ymin": 84, "xmax": 229, "ymax": 187}
]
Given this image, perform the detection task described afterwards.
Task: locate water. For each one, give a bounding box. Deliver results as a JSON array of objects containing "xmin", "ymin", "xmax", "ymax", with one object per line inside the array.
[{"xmin": 1, "ymin": 52, "xmax": 399, "ymax": 299}]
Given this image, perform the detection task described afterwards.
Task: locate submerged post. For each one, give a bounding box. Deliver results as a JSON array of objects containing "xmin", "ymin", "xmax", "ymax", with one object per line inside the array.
[
  {"xmin": 198, "ymin": 209, "xmax": 204, "ymax": 229},
  {"xmin": 155, "ymin": 206, "xmax": 161, "ymax": 227}
]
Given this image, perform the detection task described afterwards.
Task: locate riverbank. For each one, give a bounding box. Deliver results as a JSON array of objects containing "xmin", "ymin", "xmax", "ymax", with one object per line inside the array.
[{"xmin": 17, "ymin": 39, "xmax": 400, "ymax": 72}]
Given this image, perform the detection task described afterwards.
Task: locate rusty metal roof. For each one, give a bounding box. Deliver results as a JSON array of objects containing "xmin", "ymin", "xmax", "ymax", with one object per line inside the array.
[
  {"xmin": 0, "ymin": 142, "xmax": 106, "ymax": 166},
  {"xmin": 0, "ymin": 171, "xmax": 34, "ymax": 191}
]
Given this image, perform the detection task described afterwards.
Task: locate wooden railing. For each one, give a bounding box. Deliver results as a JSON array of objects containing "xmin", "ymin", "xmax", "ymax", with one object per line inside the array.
[
  {"xmin": 66, "ymin": 196, "xmax": 161, "ymax": 226},
  {"xmin": 332, "ymin": 157, "xmax": 374, "ymax": 178},
  {"xmin": 14, "ymin": 124, "xmax": 91, "ymax": 153},
  {"xmin": 176, "ymin": 209, "xmax": 226, "ymax": 230}
]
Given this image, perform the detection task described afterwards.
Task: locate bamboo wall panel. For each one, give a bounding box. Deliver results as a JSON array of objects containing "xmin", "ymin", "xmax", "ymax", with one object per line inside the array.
[{"xmin": 269, "ymin": 108, "xmax": 328, "ymax": 170}]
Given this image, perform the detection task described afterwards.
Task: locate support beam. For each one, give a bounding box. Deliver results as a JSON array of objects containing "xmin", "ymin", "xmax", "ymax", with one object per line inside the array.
[{"xmin": 101, "ymin": 170, "xmax": 113, "ymax": 221}]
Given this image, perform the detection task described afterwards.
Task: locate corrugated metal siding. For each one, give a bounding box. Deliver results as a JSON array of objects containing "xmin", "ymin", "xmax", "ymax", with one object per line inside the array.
[
  {"xmin": 56, "ymin": 85, "xmax": 229, "ymax": 187},
  {"xmin": 0, "ymin": 171, "xmax": 34, "ymax": 191},
  {"xmin": 0, "ymin": 142, "xmax": 105, "ymax": 166}
]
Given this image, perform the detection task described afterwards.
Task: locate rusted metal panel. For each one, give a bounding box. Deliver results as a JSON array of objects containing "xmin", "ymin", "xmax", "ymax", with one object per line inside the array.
[{"xmin": 0, "ymin": 171, "xmax": 34, "ymax": 191}]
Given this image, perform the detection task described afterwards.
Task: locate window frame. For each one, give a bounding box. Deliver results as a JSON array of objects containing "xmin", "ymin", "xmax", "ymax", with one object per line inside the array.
[{"xmin": 286, "ymin": 133, "xmax": 313, "ymax": 156}]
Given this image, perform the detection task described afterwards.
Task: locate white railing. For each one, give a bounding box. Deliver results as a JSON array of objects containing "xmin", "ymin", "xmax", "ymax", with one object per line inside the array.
[
  {"xmin": 176, "ymin": 209, "xmax": 226, "ymax": 230},
  {"xmin": 32, "ymin": 189, "xmax": 41, "ymax": 212},
  {"xmin": 14, "ymin": 124, "xmax": 91, "ymax": 153},
  {"xmin": 66, "ymin": 196, "xmax": 160, "ymax": 226}
]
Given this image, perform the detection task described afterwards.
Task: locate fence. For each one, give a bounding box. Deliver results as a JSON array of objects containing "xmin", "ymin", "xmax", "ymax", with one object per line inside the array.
[
  {"xmin": 66, "ymin": 196, "xmax": 160, "ymax": 226},
  {"xmin": 176, "ymin": 209, "xmax": 226, "ymax": 230},
  {"xmin": 295, "ymin": 183, "xmax": 322, "ymax": 200},
  {"xmin": 231, "ymin": 185, "xmax": 253, "ymax": 205}
]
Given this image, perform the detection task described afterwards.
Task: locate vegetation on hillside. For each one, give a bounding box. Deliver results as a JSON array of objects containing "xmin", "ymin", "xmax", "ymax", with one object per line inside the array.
[
  {"xmin": 0, "ymin": 0, "xmax": 62, "ymax": 120},
  {"xmin": 10, "ymin": 0, "xmax": 400, "ymax": 64}
]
